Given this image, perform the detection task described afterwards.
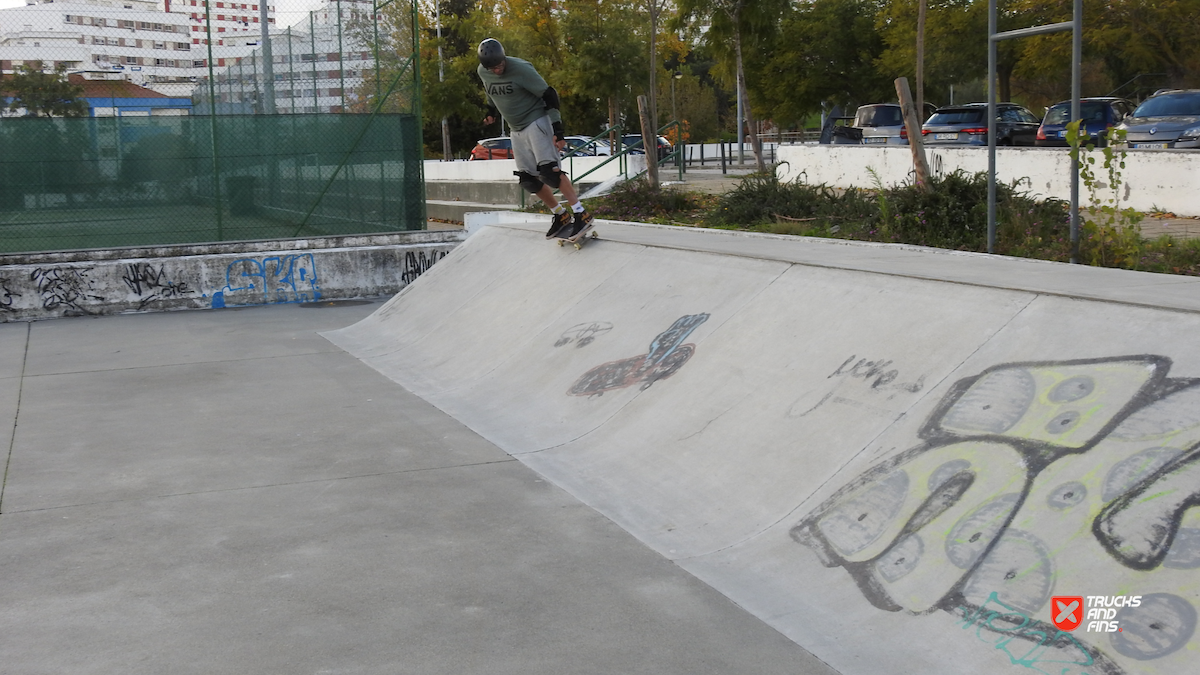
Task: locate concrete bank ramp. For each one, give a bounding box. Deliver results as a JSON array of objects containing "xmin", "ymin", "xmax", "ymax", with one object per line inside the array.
[{"xmin": 325, "ymin": 215, "xmax": 1200, "ymax": 675}]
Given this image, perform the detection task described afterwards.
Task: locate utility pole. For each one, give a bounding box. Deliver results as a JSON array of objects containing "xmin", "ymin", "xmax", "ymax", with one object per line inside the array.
[{"xmin": 259, "ymin": 0, "xmax": 274, "ymax": 113}]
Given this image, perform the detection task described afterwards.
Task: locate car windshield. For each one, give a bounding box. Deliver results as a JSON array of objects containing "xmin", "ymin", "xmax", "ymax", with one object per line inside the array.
[
  {"xmin": 1044, "ymin": 102, "xmax": 1108, "ymax": 125},
  {"xmin": 1133, "ymin": 92, "xmax": 1200, "ymax": 117},
  {"xmin": 927, "ymin": 109, "xmax": 984, "ymax": 125},
  {"xmin": 855, "ymin": 105, "xmax": 903, "ymax": 127}
]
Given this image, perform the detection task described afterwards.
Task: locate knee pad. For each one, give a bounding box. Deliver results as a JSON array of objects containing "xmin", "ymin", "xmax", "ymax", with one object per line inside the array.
[
  {"xmin": 538, "ymin": 162, "xmax": 564, "ymax": 189},
  {"xmin": 515, "ymin": 171, "xmax": 544, "ymax": 194}
]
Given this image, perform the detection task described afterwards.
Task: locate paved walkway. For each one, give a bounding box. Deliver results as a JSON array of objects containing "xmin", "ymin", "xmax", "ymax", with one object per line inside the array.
[{"xmin": 0, "ymin": 302, "xmax": 835, "ymax": 675}]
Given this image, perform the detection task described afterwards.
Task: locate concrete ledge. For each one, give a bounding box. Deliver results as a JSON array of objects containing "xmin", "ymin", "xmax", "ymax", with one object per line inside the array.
[
  {"xmin": 426, "ymin": 199, "xmax": 519, "ymax": 223},
  {"xmin": 776, "ymin": 144, "xmax": 1200, "ymax": 217},
  {"xmin": 0, "ymin": 230, "xmax": 465, "ymax": 321}
]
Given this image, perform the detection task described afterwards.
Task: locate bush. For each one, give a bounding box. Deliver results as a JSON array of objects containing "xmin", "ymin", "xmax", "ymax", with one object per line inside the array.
[
  {"xmin": 586, "ymin": 178, "xmax": 711, "ymax": 224},
  {"xmin": 707, "ymin": 172, "xmax": 877, "ymax": 236}
]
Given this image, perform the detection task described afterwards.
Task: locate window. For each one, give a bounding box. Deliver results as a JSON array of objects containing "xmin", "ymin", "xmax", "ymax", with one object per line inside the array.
[
  {"xmin": 125, "ymin": 56, "xmax": 140, "ymax": 64},
  {"xmin": 154, "ymin": 41, "xmax": 166, "ymax": 49},
  {"xmin": 174, "ymin": 42, "xmax": 190, "ymax": 50},
  {"xmin": 194, "ymin": 59, "xmax": 206, "ymax": 67}
]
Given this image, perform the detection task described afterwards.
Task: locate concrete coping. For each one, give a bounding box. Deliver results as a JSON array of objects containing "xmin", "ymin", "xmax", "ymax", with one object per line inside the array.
[{"xmin": 467, "ymin": 210, "xmax": 1200, "ymax": 315}]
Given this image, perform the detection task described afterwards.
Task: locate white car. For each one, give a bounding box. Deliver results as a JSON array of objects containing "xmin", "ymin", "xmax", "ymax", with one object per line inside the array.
[{"xmin": 562, "ymin": 135, "xmax": 613, "ymax": 157}]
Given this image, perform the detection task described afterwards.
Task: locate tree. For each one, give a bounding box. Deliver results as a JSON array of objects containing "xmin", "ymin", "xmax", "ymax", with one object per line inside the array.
[
  {"xmin": 561, "ymin": 0, "xmax": 649, "ymax": 141},
  {"xmin": 4, "ymin": 64, "xmax": 88, "ymax": 118},
  {"xmin": 757, "ymin": 0, "xmax": 892, "ymax": 126},
  {"xmin": 676, "ymin": 0, "xmax": 787, "ymax": 171}
]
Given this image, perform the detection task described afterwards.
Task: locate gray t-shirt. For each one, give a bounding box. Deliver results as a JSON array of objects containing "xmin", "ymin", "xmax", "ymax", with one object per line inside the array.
[{"xmin": 477, "ymin": 57, "xmax": 561, "ymax": 132}]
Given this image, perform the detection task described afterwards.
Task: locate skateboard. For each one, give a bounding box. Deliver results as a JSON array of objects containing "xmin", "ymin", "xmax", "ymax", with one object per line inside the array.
[{"xmin": 554, "ymin": 224, "xmax": 599, "ymax": 250}]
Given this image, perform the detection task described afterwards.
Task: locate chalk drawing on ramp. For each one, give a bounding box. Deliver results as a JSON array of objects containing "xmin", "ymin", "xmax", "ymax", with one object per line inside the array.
[
  {"xmin": 554, "ymin": 322, "xmax": 614, "ymax": 349},
  {"xmin": 791, "ymin": 355, "xmax": 1200, "ymax": 674},
  {"xmin": 568, "ymin": 314, "xmax": 709, "ymax": 397}
]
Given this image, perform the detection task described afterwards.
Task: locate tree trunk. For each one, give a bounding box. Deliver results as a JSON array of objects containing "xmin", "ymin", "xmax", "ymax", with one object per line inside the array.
[
  {"xmin": 648, "ymin": 3, "xmax": 658, "ymax": 127},
  {"xmin": 916, "ymin": 0, "xmax": 925, "ymax": 118},
  {"xmin": 998, "ymin": 62, "xmax": 1013, "ymax": 103},
  {"xmin": 734, "ymin": 34, "xmax": 764, "ymax": 172}
]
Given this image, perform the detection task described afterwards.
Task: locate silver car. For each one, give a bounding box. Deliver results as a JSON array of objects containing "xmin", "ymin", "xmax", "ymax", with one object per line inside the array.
[
  {"xmin": 851, "ymin": 102, "xmax": 940, "ymax": 145},
  {"xmin": 1115, "ymin": 89, "xmax": 1200, "ymax": 150}
]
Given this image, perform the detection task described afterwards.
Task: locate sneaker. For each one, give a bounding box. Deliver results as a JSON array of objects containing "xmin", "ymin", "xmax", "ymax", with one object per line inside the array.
[
  {"xmin": 566, "ymin": 210, "xmax": 595, "ymax": 241},
  {"xmin": 546, "ymin": 211, "xmax": 572, "ymax": 239}
]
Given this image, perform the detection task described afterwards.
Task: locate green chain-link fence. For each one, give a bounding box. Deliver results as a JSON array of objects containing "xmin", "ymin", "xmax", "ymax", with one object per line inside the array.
[{"xmin": 0, "ymin": 0, "xmax": 423, "ymax": 256}]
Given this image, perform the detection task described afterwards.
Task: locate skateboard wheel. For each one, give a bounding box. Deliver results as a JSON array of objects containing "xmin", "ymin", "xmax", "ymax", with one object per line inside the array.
[
  {"xmin": 557, "ymin": 239, "xmax": 564, "ymax": 246},
  {"xmin": 573, "ymin": 242, "xmax": 582, "ymax": 250}
]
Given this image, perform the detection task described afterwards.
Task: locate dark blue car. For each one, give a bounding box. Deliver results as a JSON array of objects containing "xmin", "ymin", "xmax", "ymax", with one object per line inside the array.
[{"xmin": 1035, "ymin": 97, "xmax": 1134, "ymax": 147}]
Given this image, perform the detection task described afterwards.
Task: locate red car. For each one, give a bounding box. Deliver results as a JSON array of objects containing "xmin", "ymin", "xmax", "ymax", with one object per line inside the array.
[{"xmin": 469, "ymin": 136, "xmax": 513, "ymax": 160}]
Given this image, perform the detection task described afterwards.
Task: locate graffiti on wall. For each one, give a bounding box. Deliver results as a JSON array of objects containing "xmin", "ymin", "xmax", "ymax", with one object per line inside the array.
[
  {"xmin": 122, "ymin": 263, "xmax": 194, "ymax": 310},
  {"xmin": 401, "ymin": 250, "xmax": 449, "ymax": 285},
  {"xmin": 569, "ymin": 314, "xmax": 709, "ymax": 397},
  {"xmin": 791, "ymin": 355, "xmax": 1200, "ymax": 674},
  {"xmin": 30, "ymin": 266, "xmax": 102, "ymax": 313},
  {"xmin": 0, "ymin": 279, "xmax": 20, "ymax": 312},
  {"xmin": 210, "ymin": 254, "xmax": 320, "ymax": 308}
]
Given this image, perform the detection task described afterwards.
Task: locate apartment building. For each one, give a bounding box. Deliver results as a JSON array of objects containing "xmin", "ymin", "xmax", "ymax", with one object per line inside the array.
[
  {"xmin": 0, "ymin": 0, "xmax": 275, "ymax": 98},
  {"xmin": 196, "ymin": 0, "xmax": 379, "ymax": 114}
]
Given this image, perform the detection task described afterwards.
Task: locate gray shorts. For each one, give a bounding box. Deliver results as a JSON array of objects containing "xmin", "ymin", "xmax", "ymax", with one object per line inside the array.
[{"xmin": 511, "ymin": 115, "xmax": 560, "ymax": 175}]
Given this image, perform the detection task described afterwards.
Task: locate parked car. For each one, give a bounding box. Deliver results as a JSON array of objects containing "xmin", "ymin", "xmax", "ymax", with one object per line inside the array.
[
  {"xmin": 855, "ymin": 102, "xmax": 937, "ymax": 145},
  {"xmin": 617, "ymin": 134, "xmax": 673, "ymax": 158},
  {"xmin": 1035, "ymin": 97, "xmax": 1134, "ymax": 147},
  {"xmin": 920, "ymin": 103, "xmax": 1041, "ymax": 146},
  {"xmin": 562, "ymin": 135, "xmax": 613, "ymax": 157},
  {"xmin": 1114, "ymin": 89, "xmax": 1200, "ymax": 150},
  {"xmin": 469, "ymin": 136, "xmax": 513, "ymax": 160}
]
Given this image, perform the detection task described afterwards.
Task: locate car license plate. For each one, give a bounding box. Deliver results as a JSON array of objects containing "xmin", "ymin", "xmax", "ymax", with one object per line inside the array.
[
  {"xmin": 1058, "ymin": 130, "xmax": 1069, "ymax": 138},
  {"xmin": 864, "ymin": 137, "xmax": 886, "ymax": 144},
  {"xmin": 935, "ymin": 133, "xmax": 957, "ymax": 140},
  {"xmin": 1133, "ymin": 142, "xmax": 1168, "ymax": 149}
]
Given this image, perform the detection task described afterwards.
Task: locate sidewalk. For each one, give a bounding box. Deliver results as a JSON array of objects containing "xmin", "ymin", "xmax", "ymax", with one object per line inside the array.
[{"xmin": 0, "ymin": 302, "xmax": 835, "ymax": 675}]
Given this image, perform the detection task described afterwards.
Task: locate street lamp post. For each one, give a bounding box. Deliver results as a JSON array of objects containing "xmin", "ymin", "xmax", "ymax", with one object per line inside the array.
[{"xmin": 670, "ymin": 70, "xmax": 682, "ymax": 123}]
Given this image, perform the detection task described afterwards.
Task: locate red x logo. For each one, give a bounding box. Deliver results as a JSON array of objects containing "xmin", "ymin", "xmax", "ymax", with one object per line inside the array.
[{"xmin": 1051, "ymin": 596, "xmax": 1084, "ymax": 631}]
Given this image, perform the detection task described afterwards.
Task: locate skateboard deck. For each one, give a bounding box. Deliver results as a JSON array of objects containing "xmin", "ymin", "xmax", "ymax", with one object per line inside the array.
[{"xmin": 554, "ymin": 226, "xmax": 598, "ymax": 250}]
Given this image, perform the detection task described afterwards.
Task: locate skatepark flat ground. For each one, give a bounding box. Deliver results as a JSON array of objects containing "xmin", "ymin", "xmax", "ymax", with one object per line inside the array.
[{"xmin": 0, "ymin": 302, "xmax": 836, "ymax": 674}]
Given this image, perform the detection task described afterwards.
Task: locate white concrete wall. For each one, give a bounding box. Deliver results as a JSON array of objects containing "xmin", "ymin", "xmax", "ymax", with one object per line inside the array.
[
  {"xmin": 423, "ymin": 154, "xmax": 647, "ymax": 183},
  {"xmin": 776, "ymin": 145, "xmax": 1200, "ymax": 217}
]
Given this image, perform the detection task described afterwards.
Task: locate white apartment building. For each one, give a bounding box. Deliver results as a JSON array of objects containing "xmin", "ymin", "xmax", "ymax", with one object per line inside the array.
[
  {"xmin": 0, "ymin": 0, "xmax": 276, "ymax": 97},
  {"xmin": 196, "ymin": 0, "xmax": 380, "ymax": 114}
]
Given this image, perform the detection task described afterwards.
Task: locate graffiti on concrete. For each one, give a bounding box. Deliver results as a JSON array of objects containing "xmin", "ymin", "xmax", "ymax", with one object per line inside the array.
[
  {"xmin": 0, "ymin": 280, "xmax": 20, "ymax": 312},
  {"xmin": 555, "ymin": 322, "xmax": 613, "ymax": 349},
  {"xmin": 956, "ymin": 591, "xmax": 1121, "ymax": 675},
  {"xmin": 828, "ymin": 354, "xmax": 926, "ymax": 394},
  {"xmin": 122, "ymin": 263, "xmax": 194, "ymax": 310},
  {"xmin": 30, "ymin": 266, "xmax": 102, "ymax": 313},
  {"xmin": 569, "ymin": 314, "xmax": 709, "ymax": 397},
  {"xmin": 401, "ymin": 249, "xmax": 448, "ymax": 284},
  {"xmin": 210, "ymin": 254, "xmax": 319, "ymax": 308},
  {"xmin": 792, "ymin": 356, "xmax": 1200, "ymax": 674}
]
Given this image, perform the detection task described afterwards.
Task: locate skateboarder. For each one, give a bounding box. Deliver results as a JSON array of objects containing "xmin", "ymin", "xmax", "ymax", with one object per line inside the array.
[{"xmin": 477, "ymin": 38, "xmax": 594, "ymax": 241}]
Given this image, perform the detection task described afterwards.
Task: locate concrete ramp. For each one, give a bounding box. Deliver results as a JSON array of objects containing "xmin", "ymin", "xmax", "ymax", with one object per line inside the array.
[{"xmin": 326, "ymin": 214, "xmax": 1200, "ymax": 675}]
